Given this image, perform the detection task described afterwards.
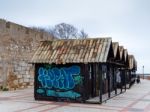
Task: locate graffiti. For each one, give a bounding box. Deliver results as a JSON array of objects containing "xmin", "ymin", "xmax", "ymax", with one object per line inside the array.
[
  {"xmin": 38, "ymin": 65, "xmax": 81, "ymax": 90},
  {"xmin": 74, "ymin": 75, "xmax": 83, "ymax": 85},
  {"xmin": 36, "ymin": 65, "xmax": 83, "ymax": 99},
  {"xmin": 47, "ymin": 90, "xmax": 81, "ymax": 99},
  {"xmin": 37, "ymin": 88, "xmax": 45, "ymax": 94},
  {"xmin": 37, "ymin": 65, "xmax": 83, "ymax": 99},
  {"xmin": 44, "ymin": 64, "xmax": 52, "ymax": 69}
]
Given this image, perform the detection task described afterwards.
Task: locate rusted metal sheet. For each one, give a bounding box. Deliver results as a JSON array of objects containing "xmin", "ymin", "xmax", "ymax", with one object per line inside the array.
[
  {"xmin": 31, "ymin": 38, "xmax": 113, "ymax": 64},
  {"xmin": 119, "ymin": 46, "xmax": 124, "ymax": 60},
  {"xmin": 134, "ymin": 59, "xmax": 137, "ymax": 70},
  {"xmin": 112, "ymin": 42, "xmax": 119, "ymax": 58},
  {"xmin": 100, "ymin": 40, "xmax": 107, "ymax": 62},
  {"xmin": 96, "ymin": 39, "xmax": 103, "ymax": 62},
  {"xmin": 124, "ymin": 49, "xmax": 128, "ymax": 63},
  {"xmin": 128, "ymin": 55, "xmax": 136, "ymax": 70},
  {"xmin": 103, "ymin": 38, "xmax": 112, "ymax": 62}
]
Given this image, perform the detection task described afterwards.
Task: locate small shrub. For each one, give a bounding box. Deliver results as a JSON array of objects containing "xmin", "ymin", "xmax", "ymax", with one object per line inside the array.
[
  {"xmin": 0, "ymin": 86, "xmax": 3, "ymax": 90},
  {"xmin": 2, "ymin": 88, "xmax": 9, "ymax": 91}
]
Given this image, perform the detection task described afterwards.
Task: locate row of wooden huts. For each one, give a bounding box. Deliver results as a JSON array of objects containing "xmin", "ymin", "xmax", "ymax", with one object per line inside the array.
[{"xmin": 31, "ymin": 37, "xmax": 137, "ymax": 103}]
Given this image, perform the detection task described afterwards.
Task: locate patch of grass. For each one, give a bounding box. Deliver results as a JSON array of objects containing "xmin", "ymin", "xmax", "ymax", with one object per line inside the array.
[
  {"xmin": 2, "ymin": 87, "xmax": 9, "ymax": 91},
  {"xmin": 0, "ymin": 86, "xmax": 2, "ymax": 90}
]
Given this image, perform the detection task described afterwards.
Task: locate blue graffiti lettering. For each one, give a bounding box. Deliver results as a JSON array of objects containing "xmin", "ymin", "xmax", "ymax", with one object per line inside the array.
[
  {"xmin": 37, "ymin": 89, "xmax": 45, "ymax": 94},
  {"xmin": 47, "ymin": 90, "xmax": 81, "ymax": 99},
  {"xmin": 38, "ymin": 67, "xmax": 52, "ymax": 89},
  {"xmin": 38, "ymin": 65, "xmax": 81, "ymax": 90}
]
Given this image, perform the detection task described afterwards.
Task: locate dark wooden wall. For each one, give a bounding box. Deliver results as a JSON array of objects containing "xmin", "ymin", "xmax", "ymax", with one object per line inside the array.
[
  {"xmin": 34, "ymin": 63, "xmax": 86, "ymax": 102},
  {"xmin": 34, "ymin": 63, "xmax": 103, "ymax": 102}
]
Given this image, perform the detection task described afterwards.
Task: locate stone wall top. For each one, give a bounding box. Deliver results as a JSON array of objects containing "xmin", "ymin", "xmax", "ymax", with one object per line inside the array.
[{"xmin": 0, "ymin": 19, "xmax": 53, "ymax": 41}]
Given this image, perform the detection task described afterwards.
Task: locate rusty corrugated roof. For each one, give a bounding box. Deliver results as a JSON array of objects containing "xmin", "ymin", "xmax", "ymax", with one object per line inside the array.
[
  {"xmin": 119, "ymin": 46, "xmax": 124, "ymax": 60},
  {"xmin": 134, "ymin": 59, "xmax": 137, "ymax": 70},
  {"xmin": 124, "ymin": 49, "xmax": 128, "ymax": 62},
  {"xmin": 112, "ymin": 42, "xmax": 119, "ymax": 58},
  {"xmin": 128, "ymin": 55, "xmax": 137, "ymax": 70},
  {"xmin": 31, "ymin": 38, "xmax": 112, "ymax": 64}
]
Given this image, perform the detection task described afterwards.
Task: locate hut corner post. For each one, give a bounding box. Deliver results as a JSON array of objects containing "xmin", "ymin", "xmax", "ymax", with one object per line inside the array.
[
  {"xmin": 99, "ymin": 64, "xmax": 102, "ymax": 104},
  {"xmin": 107, "ymin": 63, "xmax": 111, "ymax": 98},
  {"xmin": 114, "ymin": 67, "xmax": 117, "ymax": 95},
  {"xmin": 124, "ymin": 69, "xmax": 127, "ymax": 91}
]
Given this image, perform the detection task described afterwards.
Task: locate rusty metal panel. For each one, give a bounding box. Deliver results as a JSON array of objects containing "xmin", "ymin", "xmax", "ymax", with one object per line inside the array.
[
  {"xmin": 112, "ymin": 42, "xmax": 119, "ymax": 58},
  {"xmin": 124, "ymin": 49, "xmax": 128, "ymax": 62},
  {"xmin": 65, "ymin": 40, "xmax": 71, "ymax": 63},
  {"xmin": 96, "ymin": 39, "xmax": 103, "ymax": 62},
  {"xmin": 74, "ymin": 39, "xmax": 80, "ymax": 63},
  {"xmin": 128, "ymin": 55, "xmax": 135, "ymax": 70},
  {"xmin": 99, "ymin": 41, "xmax": 107, "ymax": 62},
  {"xmin": 31, "ymin": 42, "xmax": 43, "ymax": 63},
  {"xmin": 134, "ymin": 59, "xmax": 137, "ymax": 70},
  {"xmin": 90, "ymin": 39, "xmax": 96, "ymax": 62},
  {"xmin": 119, "ymin": 46, "xmax": 124, "ymax": 60},
  {"xmin": 31, "ymin": 38, "xmax": 113, "ymax": 64},
  {"xmin": 77, "ymin": 40, "xmax": 84, "ymax": 62},
  {"xmin": 103, "ymin": 38, "xmax": 111, "ymax": 62},
  {"xmin": 41, "ymin": 43, "xmax": 49, "ymax": 63},
  {"xmin": 37, "ymin": 42, "xmax": 45, "ymax": 63}
]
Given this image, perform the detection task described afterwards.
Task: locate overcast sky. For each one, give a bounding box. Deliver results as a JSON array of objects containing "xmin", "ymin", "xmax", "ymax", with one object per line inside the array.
[{"xmin": 0, "ymin": 0, "xmax": 149, "ymax": 73}]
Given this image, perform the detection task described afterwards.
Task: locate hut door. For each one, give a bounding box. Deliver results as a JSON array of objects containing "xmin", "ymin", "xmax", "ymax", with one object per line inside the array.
[
  {"xmin": 89, "ymin": 64, "xmax": 96, "ymax": 97},
  {"xmin": 95, "ymin": 64, "xmax": 100, "ymax": 96},
  {"xmin": 102, "ymin": 65, "xmax": 108, "ymax": 94}
]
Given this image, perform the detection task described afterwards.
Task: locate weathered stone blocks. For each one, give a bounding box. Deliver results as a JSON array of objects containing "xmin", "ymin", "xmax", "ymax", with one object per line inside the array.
[{"xmin": 0, "ymin": 19, "xmax": 53, "ymax": 90}]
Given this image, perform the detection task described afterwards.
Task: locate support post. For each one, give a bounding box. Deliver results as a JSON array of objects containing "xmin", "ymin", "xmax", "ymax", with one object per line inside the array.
[
  {"xmin": 143, "ymin": 66, "xmax": 144, "ymax": 79},
  {"xmin": 120, "ymin": 70, "xmax": 123, "ymax": 93},
  {"xmin": 99, "ymin": 64, "xmax": 102, "ymax": 104},
  {"xmin": 114, "ymin": 67, "xmax": 117, "ymax": 95},
  {"xmin": 125, "ymin": 70, "xmax": 127, "ymax": 91},
  {"xmin": 108, "ymin": 65, "xmax": 110, "ymax": 98}
]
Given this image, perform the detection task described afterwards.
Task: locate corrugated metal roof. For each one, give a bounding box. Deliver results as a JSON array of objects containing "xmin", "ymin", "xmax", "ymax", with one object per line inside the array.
[
  {"xmin": 31, "ymin": 38, "xmax": 112, "ymax": 64},
  {"xmin": 133, "ymin": 58, "xmax": 137, "ymax": 70},
  {"xmin": 119, "ymin": 46, "xmax": 124, "ymax": 60},
  {"xmin": 128, "ymin": 55, "xmax": 136, "ymax": 70},
  {"xmin": 124, "ymin": 49, "xmax": 128, "ymax": 62},
  {"xmin": 112, "ymin": 42, "xmax": 119, "ymax": 58}
]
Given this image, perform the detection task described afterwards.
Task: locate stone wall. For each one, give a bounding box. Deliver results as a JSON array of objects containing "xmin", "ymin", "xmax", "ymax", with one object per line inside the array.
[{"xmin": 0, "ymin": 19, "xmax": 53, "ymax": 90}]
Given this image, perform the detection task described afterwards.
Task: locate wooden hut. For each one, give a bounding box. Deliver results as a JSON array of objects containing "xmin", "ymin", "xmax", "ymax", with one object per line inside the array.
[
  {"xmin": 112, "ymin": 42, "xmax": 121, "ymax": 95},
  {"xmin": 123, "ymin": 49, "xmax": 131, "ymax": 88},
  {"xmin": 128, "ymin": 55, "xmax": 137, "ymax": 87},
  {"xmin": 31, "ymin": 38, "xmax": 116, "ymax": 103},
  {"xmin": 116, "ymin": 46, "xmax": 126, "ymax": 93},
  {"xmin": 120, "ymin": 49, "xmax": 129, "ymax": 90},
  {"xmin": 112, "ymin": 43, "xmax": 127, "ymax": 94},
  {"xmin": 112, "ymin": 42, "xmax": 121, "ymax": 61}
]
